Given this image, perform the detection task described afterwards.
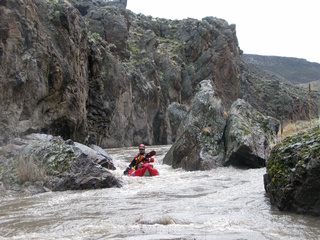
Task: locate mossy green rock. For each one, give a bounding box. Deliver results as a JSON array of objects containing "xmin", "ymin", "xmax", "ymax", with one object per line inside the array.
[
  {"xmin": 0, "ymin": 134, "xmax": 121, "ymax": 195},
  {"xmin": 264, "ymin": 128, "xmax": 320, "ymax": 215}
]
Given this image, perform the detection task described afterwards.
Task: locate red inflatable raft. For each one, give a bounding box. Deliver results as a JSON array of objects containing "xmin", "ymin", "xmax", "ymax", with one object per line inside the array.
[{"xmin": 126, "ymin": 162, "xmax": 159, "ymax": 177}]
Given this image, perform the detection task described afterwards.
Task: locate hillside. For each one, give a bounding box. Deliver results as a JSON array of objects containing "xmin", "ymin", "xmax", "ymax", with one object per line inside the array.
[
  {"xmin": 240, "ymin": 62, "xmax": 320, "ymax": 125},
  {"xmin": 242, "ymin": 54, "xmax": 320, "ymax": 85},
  {"xmin": 299, "ymin": 80, "xmax": 320, "ymax": 91}
]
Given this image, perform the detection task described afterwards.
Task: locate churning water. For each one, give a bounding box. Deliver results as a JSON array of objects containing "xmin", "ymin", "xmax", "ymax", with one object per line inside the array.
[{"xmin": 0, "ymin": 145, "xmax": 319, "ymax": 239}]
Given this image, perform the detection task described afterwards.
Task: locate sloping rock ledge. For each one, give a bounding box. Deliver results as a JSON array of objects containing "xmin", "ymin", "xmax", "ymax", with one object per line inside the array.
[{"xmin": 0, "ymin": 134, "xmax": 121, "ymax": 196}]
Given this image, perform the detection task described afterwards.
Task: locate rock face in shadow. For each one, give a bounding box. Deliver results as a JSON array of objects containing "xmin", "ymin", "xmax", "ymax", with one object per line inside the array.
[
  {"xmin": 167, "ymin": 102, "xmax": 188, "ymax": 142},
  {"xmin": 163, "ymin": 81, "xmax": 280, "ymax": 170},
  {"xmin": 264, "ymin": 128, "xmax": 320, "ymax": 216}
]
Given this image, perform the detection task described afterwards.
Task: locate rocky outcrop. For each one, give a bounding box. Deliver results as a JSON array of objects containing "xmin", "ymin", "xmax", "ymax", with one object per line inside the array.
[
  {"xmin": 163, "ymin": 80, "xmax": 226, "ymax": 170},
  {"xmin": 163, "ymin": 80, "xmax": 279, "ymax": 170},
  {"xmin": 81, "ymin": 6, "xmax": 243, "ymax": 148},
  {"xmin": 0, "ymin": 134, "xmax": 120, "ymax": 195},
  {"xmin": 0, "ymin": 0, "xmax": 242, "ymax": 148},
  {"xmin": 224, "ymin": 99, "xmax": 280, "ymax": 168},
  {"xmin": 73, "ymin": 0, "xmax": 130, "ymax": 58},
  {"xmin": 264, "ymin": 128, "xmax": 320, "ymax": 216},
  {"xmin": 0, "ymin": 0, "xmax": 318, "ymax": 150},
  {"xmin": 0, "ymin": 0, "xmax": 89, "ymax": 144}
]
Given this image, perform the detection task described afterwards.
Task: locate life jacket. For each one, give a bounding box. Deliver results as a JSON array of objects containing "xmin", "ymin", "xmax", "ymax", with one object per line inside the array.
[
  {"xmin": 134, "ymin": 152, "xmax": 146, "ymax": 164},
  {"xmin": 134, "ymin": 152, "xmax": 147, "ymax": 169}
]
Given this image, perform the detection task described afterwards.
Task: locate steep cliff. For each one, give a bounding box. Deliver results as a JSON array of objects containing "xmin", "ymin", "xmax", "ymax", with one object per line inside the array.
[
  {"xmin": 0, "ymin": 0, "xmax": 242, "ymax": 147},
  {"xmin": 0, "ymin": 0, "xmax": 89, "ymax": 144},
  {"xmin": 0, "ymin": 0, "xmax": 318, "ymax": 148}
]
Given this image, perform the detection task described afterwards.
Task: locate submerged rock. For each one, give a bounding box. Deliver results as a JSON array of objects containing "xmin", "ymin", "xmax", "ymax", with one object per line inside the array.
[{"xmin": 264, "ymin": 128, "xmax": 320, "ymax": 216}]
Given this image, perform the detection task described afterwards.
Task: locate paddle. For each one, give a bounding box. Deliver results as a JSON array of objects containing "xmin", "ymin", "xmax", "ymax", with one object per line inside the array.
[{"xmin": 148, "ymin": 150, "xmax": 156, "ymax": 157}]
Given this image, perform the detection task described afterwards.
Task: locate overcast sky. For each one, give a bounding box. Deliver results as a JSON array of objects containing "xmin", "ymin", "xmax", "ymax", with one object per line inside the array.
[{"xmin": 126, "ymin": 0, "xmax": 320, "ymax": 64}]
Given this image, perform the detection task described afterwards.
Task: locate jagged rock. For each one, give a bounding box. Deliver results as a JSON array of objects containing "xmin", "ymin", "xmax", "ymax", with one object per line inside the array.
[
  {"xmin": 163, "ymin": 80, "xmax": 227, "ymax": 170},
  {"xmin": 0, "ymin": 134, "xmax": 121, "ymax": 195},
  {"xmin": 163, "ymin": 81, "xmax": 280, "ymax": 170},
  {"xmin": 0, "ymin": 0, "xmax": 243, "ymax": 148},
  {"xmin": 0, "ymin": 0, "xmax": 89, "ymax": 145},
  {"xmin": 73, "ymin": 0, "xmax": 130, "ymax": 57},
  {"xmin": 223, "ymin": 99, "xmax": 280, "ymax": 168},
  {"xmin": 264, "ymin": 128, "xmax": 320, "ymax": 216},
  {"xmin": 167, "ymin": 102, "xmax": 188, "ymax": 142},
  {"xmin": 1, "ymin": 0, "xmax": 318, "ymax": 151},
  {"xmin": 73, "ymin": 142, "xmax": 115, "ymax": 170}
]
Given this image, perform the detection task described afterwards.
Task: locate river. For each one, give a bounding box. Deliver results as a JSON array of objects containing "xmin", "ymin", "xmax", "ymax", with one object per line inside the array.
[{"xmin": 0, "ymin": 145, "xmax": 319, "ymax": 240}]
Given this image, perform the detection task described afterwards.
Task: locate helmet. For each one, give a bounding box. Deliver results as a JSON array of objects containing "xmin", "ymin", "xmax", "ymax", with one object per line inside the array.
[{"xmin": 139, "ymin": 144, "xmax": 145, "ymax": 150}]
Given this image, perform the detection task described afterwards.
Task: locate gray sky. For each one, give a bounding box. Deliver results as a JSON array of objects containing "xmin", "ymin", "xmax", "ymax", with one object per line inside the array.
[{"xmin": 127, "ymin": 0, "xmax": 320, "ymax": 64}]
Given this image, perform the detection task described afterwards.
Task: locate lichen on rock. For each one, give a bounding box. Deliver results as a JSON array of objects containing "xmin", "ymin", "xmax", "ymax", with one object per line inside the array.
[
  {"xmin": 264, "ymin": 127, "xmax": 320, "ymax": 216},
  {"xmin": 0, "ymin": 134, "xmax": 121, "ymax": 195}
]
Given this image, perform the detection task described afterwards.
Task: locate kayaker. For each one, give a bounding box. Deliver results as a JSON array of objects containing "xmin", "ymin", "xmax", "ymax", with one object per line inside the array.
[{"xmin": 123, "ymin": 144, "xmax": 156, "ymax": 174}]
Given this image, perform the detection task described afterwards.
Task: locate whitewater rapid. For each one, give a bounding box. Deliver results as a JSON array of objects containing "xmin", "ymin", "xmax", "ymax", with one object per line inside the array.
[{"xmin": 0, "ymin": 145, "xmax": 319, "ymax": 239}]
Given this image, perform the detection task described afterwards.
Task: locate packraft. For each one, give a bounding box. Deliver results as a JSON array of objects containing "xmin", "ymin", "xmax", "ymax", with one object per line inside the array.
[{"xmin": 126, "ymin": 159, "xmax": 159, "ymax": 177}]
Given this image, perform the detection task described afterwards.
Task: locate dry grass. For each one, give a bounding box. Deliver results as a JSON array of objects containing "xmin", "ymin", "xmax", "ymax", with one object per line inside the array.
[
  {"xmin": 17, "ymin": 155, "xmax": 46, "ymax": 184},
  {"xmin": 279, "ymin": 119, "xmax": 320, "ymax": 140}
]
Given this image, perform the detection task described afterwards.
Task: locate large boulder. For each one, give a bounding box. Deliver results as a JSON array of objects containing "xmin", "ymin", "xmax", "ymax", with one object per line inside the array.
[
  {"xmin": 223, "ymin": 99, "xmax": 280, "ymax": 167},
  {"xmin": 0, "ymin": 134, "xmax": 121, "ymax": 195},
  {"xmin": 163, "ymin": 80, "xmax": 227, "ymax": 170},
  {"xmin": 264, "ymin": 128, "xmax": 320, "ymax": 216},
  {"xmin": 163, "ymin": 81, "xmax": 281, "ymax": 170}
]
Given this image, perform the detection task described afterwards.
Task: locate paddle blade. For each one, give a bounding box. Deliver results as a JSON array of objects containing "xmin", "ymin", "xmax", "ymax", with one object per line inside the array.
[{"xmin": 150, "ymin": 150, "xmax": 156, "ymax": 156}]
